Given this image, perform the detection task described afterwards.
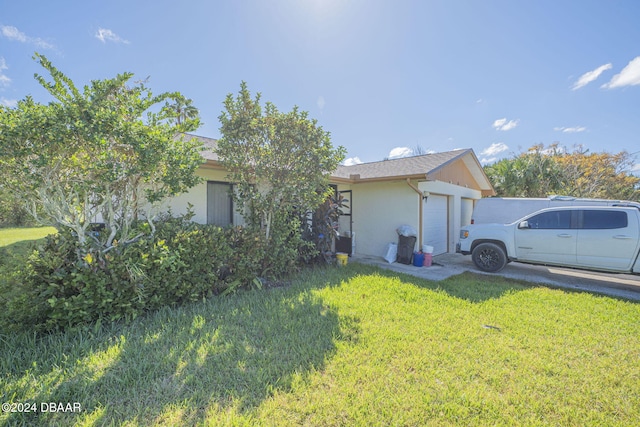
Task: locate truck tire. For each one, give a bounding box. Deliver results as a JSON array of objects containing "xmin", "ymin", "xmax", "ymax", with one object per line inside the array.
[{"xmin": 472, "ymin": 243, "xmax": 508, "ymax": 272}]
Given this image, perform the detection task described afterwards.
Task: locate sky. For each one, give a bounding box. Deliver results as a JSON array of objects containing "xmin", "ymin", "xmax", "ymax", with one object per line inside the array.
[{"xmin": 2, "ymin": 0, "xmax": 640, "ymax": 169}]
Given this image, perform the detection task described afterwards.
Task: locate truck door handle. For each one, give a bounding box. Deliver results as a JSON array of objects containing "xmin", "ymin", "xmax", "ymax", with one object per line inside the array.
[
  {"xmin": 557, "ymin": 233, "xmax": 572, "ymax": 238},
  {"xmin": 613, "ymin": 235, "xmax": 632, "ymax": 240}
]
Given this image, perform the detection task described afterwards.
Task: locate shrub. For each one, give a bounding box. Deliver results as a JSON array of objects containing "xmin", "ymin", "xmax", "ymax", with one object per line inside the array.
[{"xmin": 0, "ymin": 214, "xmax": 279, "ymax": 332}]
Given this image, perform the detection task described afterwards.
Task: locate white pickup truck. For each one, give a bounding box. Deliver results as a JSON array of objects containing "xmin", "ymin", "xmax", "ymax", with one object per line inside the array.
[{"xmin": 457, "ymin": 206, "xmax": 640, "ymax": 274}]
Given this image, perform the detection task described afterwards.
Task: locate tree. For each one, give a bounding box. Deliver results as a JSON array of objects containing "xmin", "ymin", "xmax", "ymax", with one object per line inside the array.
[
  {"xmin": 163, "ymin": 94, "xmax": 199, "ymax": 126},
  {"xmin": 556, "ymin": 147, "xmax": 640, "ymax": 200},
  {"xmin": 484, "ymin": 144, "xmax": 565, "ymax": 197},
  {"xmin": 484, "ymin": 143, "xmax": 640, "ymax": 200},
  {"xmin": 0, "ymin": 54, "xmax": 204, "ymax": 252},
  {"xmin": 216, "ymin": 82, "xmax": 345, "ymax": 243}
]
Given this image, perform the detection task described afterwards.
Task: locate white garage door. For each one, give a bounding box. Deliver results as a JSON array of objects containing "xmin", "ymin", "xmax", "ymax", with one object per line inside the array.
[{"xmin": 423, "ymin": 195, "xmax": 448, "ymax": 255}]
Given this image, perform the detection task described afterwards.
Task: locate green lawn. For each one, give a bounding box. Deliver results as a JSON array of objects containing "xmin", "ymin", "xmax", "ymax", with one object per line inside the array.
[
  {"xmin": 0, "ymin": 226, "xmax": 57, "ymax": 248},
  {"xmin": 0, "ymin": 226, "xmax": 57, "ymax": 283},
  {"xmin": 1, "ymin": 229, "xmax": 640, "ymax": 426}
]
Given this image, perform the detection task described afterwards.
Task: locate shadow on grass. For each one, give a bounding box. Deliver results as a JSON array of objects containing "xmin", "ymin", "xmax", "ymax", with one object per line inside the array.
[
  {"xmin": 1, "ymin": 267, "xmax": 364, "ymax": 426},
  {"xmin": 353, "ymin": 263, "xmax": 533, "ymax": 303}
]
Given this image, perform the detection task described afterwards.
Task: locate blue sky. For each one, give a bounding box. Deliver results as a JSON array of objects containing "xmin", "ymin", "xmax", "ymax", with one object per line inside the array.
[{"xmin": 2, "ymin": 0, "xmax": 640, "ymax": 169}]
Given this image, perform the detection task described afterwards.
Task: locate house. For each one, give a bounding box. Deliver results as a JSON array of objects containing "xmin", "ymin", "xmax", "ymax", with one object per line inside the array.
[
  {"xmin": 168, "ymin": 134, "xmax": 495, "ymax": 257},
  {"xmin": 331, "ymin": 150, "xmax": 495, "ymax": 257}
]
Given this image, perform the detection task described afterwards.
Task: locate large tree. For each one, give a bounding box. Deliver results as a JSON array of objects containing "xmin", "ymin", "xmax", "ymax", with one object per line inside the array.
[
  {"xmin": 0, "ymin": 54, "xmax": 204, "ymax": 251},
  {"xmin": 216, "ymin": 82, "xmax": 345, "ymax": 241},
  {"xmin": 484, "ymin": 143, "xmax": 640, "ymax": 200},
  {"xmin": 556, "ymin": 147, "xmax": 640, "ymax": 200}
]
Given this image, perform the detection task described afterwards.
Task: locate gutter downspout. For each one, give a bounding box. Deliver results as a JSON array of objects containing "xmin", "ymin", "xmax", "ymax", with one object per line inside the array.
[{"xmin": 406, "ymin": 178, "xmax": 427, "ymax": 249}]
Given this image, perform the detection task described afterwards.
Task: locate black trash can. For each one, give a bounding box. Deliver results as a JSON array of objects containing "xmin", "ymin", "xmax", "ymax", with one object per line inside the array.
[{"xmin": 397, "ymin": 235, "xmax": 416, "ymax": 265}]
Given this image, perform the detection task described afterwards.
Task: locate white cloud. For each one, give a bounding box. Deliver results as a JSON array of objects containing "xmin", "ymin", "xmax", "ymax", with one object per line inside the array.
[
  {"xmin": 480, "ymin": 157, "xmax": 498, "ymax": 165},
  {"xmin": 1, "ymin": 25, "xmax": 27, "ymax": 42},
  {"xmin": 1, "ymin": 25, "xmax": 54, "ymax": 49},
  {"xmin": 554, "ymin": 126, "xmax": 587, "ymax": 133},
  {"xmin": 481, "ymin": 142, "xmax": 509, "ymax": 157},
  {"xmin": 1, "ymin": 97, "xmax": 17, "ymax": 107},
  {"xmin": 388, "ymin": 147, "xmax": 413, "ymax": 159},
  {"xmin": 572, "ymin": 63, "xmax": 612, "ymax": 90},
  {"xmin": 479, "ymin": 142, "xmax": 509, "ymax": 165},
  {"xmin": 317, "ymin": 95, "xmax": 325, "ymax": 110},
  {"xmin": 492, "ymin": 118, "xmax": 519, "ymax": 131},
  {"xmin": 0, "ymin": 57, "xmax": 11, "ymax": 87},
  {"xmin": 95, "ymin": 28, "xmax": 130, "ymax": 44},
  {"xmin": 602, "ymin": 56, "xmax": 640, "ymax": 89},
  {"xmin": 343, "ymin": 157, "xmax": 363, "ymax": 166}
]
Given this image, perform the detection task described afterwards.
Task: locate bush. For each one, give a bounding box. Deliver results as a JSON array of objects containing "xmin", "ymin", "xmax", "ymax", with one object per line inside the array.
[{"xmin": 0, "ymin": 214, "xmax": 286, "ymax": 332}]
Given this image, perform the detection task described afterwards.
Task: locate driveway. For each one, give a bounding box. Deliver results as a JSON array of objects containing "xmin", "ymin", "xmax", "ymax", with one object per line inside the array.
[{"xmin": 353, "ymin": 253, "xmax": 640, "ymax": 301}]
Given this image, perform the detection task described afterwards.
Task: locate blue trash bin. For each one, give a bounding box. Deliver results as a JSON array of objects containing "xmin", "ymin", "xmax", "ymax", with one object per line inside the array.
[{"xmin": 413, "ymin": 252, "xmax": 425, "ymax": 267}]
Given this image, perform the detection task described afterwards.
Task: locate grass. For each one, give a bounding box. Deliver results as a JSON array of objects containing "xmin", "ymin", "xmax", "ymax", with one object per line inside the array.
[
  {"xmin": 1, "ymin": 228, "xmax": 640, "ymax": 426},
  {"xmin": 0, "ymin": 226, "xmax": 56, "ymax": 248},
  {"xmin": 0, "ymin": 226, "xmax": 57, "ymax": 289}
]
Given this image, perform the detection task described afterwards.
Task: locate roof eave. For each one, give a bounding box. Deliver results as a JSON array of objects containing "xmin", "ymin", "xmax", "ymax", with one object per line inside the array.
[{"xmin": 330, "ymin": 173, "xmax": 427, "ymax": 184}]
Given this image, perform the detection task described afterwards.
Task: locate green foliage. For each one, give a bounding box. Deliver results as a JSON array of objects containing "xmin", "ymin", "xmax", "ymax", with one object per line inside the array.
[
  {"xmin": 301, "ymin": 190, "xmax": 350, "ymax": 264},
  {"xmin": 485, "ymin": 143, "xmax": 640, "ymax": 199},
  {"xmin": 0, "ymin": 215, "xmax": 271, "ymax": 332},
  {"xmin": 216, "ymin": 82, "xmax": 345, "ymax": 274},
  {"xmin": 0, "ymin": 53, "xmax": 204, "ymax": 250},
  {"xmin": 216, "ymin": 82, "xmax": 344, "ymax": 237},
  {"xmin": 0, "ymin": 187, "xmax": 36, "ymax": 226}
]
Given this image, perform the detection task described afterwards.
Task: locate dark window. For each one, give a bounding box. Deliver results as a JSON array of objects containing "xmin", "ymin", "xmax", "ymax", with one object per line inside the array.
[
  {"xmin": 582, "ymin": 210, "xmax": 628, "ymax": 229},
  {"xmin": 527, "ymin": 210, "xmax": 572, "ymax": 229},
  {"xmin": 207, "ymin": 182, "xmax": 233, "ymax": 226}
]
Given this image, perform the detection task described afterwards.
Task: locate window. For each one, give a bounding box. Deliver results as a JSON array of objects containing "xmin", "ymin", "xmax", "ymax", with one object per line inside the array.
[
  {"xmin": 581, "ymin": 210, "xmax": 628, "ymax": 229},
  {"xmin": 527, "ymin": 210, "xmax": 572, "ymax": 229},
  {"xmin": 207, "ymin": 182, "xmax": 233, "ymax": 226}
]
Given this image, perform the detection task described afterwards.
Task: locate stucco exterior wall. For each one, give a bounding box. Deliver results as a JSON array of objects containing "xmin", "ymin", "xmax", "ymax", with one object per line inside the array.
[
  {"xmin": 163, "ymin": 167, "xmax": 230, "ymax": 224},
  {"xmin": 349, "ymin": 180, "xmax": 419, "ymax": 258}
]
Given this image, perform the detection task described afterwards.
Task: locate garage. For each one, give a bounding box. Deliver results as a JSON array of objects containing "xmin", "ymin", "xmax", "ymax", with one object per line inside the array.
[
  {"xmin": 423, "ymin": 195, "xmax": 448, "ymax": 255},
  {"xmin": 329, "ymin": 148, "xmax": 495, "ymax": 258}
]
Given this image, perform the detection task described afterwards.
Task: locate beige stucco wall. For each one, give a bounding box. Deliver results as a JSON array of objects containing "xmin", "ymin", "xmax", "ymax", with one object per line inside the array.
[
  {"xmin": 334, "ymin": 179, "xmax": 483, "ymax": 258},
  {"xmin": 167, "ymin": 168, "xmax": 483, "ymax": 257},
  {"xmin": 347, "ymin": 180, "xmax": 420, "ymax": 258},
  {"xmin": 162, "ymin": 167, "xmax": 230, "ymax": 224}
]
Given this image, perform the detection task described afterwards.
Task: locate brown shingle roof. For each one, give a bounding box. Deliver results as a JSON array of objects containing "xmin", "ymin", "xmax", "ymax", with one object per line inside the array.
[
  {"xmin": 179, "ymin": 133, "xmax": 493, "ymax": 194},
  {"xmin": 179, "ymin": 133, "xmax": 219, "ymax": 161},
  {"xmin": 333, "ymin": 149, "xmax": 471, "ymax": 181}
]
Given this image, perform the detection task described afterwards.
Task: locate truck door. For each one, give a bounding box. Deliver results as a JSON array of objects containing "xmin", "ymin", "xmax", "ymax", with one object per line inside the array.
[
  {"xmin": 576, "ymin": 209, "xmax": 640, "ymax": 271},
  {"xmin": 514, "ymin": 209, "xmax": 577, "ymax": 265}
]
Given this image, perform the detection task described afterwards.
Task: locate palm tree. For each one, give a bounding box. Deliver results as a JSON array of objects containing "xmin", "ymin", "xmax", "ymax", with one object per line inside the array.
[{"xmin": 166, "ymin": 95, "xmax": 199, "ymax": 126}]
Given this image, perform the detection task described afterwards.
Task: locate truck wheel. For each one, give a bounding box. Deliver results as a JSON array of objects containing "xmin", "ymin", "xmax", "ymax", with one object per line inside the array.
[{"xmin": 472, "ymin": 243, "xmax": 507, "ymax": 272}]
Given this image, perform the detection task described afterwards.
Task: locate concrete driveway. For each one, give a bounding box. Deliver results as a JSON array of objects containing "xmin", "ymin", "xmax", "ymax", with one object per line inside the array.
[{"xmin": 353, "ymin": 253, "xmax": 640, "ymax": 301}]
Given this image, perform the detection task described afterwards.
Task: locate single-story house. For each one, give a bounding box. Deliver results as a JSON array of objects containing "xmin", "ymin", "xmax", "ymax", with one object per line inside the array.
[{"xmin": 167, "ymin": 134, "xmax": 495, "ymax": 258}]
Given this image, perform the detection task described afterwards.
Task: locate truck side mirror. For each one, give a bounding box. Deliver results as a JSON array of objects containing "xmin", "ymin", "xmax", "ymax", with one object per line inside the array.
[{"xmin": 518, "ymin": 220, "xmax": 530, "ymax": 229}]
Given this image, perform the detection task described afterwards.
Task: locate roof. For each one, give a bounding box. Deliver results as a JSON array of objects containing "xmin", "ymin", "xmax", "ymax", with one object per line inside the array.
[
  {"xmin": 178, "ymin": 133, "xmax": 219, "ymax": 161},
  {"xmin": 179, "ymin": 133, "xmax": 494, "ymax": 194},
  {"xmin": 333, "ymin": 150, "xmax": 469, "ymax": 180},
  {"xmin": 334, "ymin": 149, "xmax": 494, "ymax": 194}
]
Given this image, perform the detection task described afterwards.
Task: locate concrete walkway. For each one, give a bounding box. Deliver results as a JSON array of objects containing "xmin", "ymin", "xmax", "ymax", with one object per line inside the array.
[{"xmin": 352, "ymin": 253, "xmax": 640, "ymax": 301}]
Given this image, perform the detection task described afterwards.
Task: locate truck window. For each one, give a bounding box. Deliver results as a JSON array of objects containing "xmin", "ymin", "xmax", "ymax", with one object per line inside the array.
[
  {"xmin": 581, "ymin": 210, "xmax": 628, "ymax": 229},
  {"xmin": 527, "ymin": 210, "xmax": 572, "ymax": 229}
]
